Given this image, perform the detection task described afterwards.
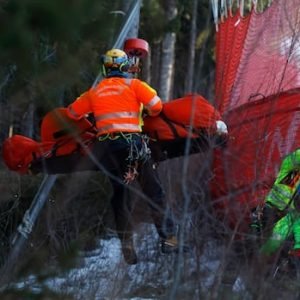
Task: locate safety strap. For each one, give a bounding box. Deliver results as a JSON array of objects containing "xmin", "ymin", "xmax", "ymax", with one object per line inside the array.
[
  {"xmin": 98, "ymin": 132, "xmax": 151, "ymax": 162},
  {"xmin": 159, "ymin": 111, "xmax": 202, "ymax": 139},
  {"xmin": 159, "ymin": 112, "xmax": 180, "ymax": 138},
  {"xmin": 98, "ymin": 132, "xmax": 135, "ymax": 142},
  {"xmin": 49, "ymin": 124, "xmax": 97, "ymax": 157}
]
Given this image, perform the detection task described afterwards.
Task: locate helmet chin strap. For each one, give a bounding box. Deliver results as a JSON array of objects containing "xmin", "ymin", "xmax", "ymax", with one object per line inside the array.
[{"xmin": 101, "ymin": 64, "xmax": 107, "ymax": 77}]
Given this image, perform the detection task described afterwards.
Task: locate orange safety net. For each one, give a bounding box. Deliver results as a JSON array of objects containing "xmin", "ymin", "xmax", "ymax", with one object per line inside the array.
[
  {"xmin": 212, "ymin": 89, "xmax": 300, "ymax": 231},
  {"xmin": 215, "ymin": 10, "xmax": 251, "ymax": 114},
  {"xmin": 215, "ymin": 0, "xmax": 300, "ymax": 113},
  {"xmin": 230, "ymin": 0, "xmax": 300, "ymax": 109},
  {"xmin": 212, "ymin": 0, "xmax": 300, "ymax": 232}
]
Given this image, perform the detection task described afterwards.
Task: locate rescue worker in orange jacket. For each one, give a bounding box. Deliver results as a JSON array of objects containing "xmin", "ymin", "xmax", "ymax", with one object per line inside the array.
[{"xmin": 67, "ymin": 49, "xmax": 178, "ymax": 264}]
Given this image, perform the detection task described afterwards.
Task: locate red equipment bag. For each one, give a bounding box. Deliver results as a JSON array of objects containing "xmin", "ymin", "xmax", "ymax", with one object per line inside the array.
[
  {"xmin": 143, "ymin": 94, "xmax": 221, "ymax": 140},
  {"xmin": 2, "ymin": 135, "xmax": 52, "ymax": 174},
  {"xmin": 2, "ymin": 108, "xmax": 96, "ymax": 174}
]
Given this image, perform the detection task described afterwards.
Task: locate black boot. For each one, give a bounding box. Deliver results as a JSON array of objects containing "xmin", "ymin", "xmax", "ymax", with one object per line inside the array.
[{"xmin": 121, "ymin": 239, "xmax": 138, "ymax": 265}]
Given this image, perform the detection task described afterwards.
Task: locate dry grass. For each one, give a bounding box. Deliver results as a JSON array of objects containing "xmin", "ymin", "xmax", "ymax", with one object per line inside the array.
[{"xmin": 0, "ymin": 152, "xmax": 300, "ymax": 299}]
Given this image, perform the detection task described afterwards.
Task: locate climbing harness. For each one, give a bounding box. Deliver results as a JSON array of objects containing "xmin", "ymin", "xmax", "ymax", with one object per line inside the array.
[
  {"xmin": 98, "ymin": 132, "xmax": 151, "ymax": 184},
  {"xmin": 124, "ymin": 133, "xmax": 151, "ymax": 184},
  {"xmin": 98, "ymin": 132, "xmax": 127, "ymax": 141}
]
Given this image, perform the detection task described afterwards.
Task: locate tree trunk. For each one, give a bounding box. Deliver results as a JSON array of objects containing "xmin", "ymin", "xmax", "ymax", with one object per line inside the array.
[
  {"xmin": 150, "ymin": 42, "xmax": 161, "ymax": 91},
  {"xmin": 158, "ymin": 0, "xmax": 178, "ymax": 102},
  {"xmin": 194, "ymin": 13, "xmax": 212, "ymax": 98},
  {"xmin": 184, "ymin": 0, "xmax": 198, "ymax": 94}
]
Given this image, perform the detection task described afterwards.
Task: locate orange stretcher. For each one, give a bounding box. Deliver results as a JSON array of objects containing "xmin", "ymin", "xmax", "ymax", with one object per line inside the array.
[{"xmin": 2, "ymin": 94, "xmax": 227, "ymax": 175}]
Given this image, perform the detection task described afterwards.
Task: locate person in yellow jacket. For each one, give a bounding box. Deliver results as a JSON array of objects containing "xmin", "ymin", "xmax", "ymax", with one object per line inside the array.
[
  {"xmin": 260, "ymin": 184, "xmax": 300, "ymax": 256},
  {"xmin": 67, "ymin": 49, "xmax": 180, "ymax": 264},
  {"xmin": 251, "ymin": 148, "xmax": 300, "ymax": 234}
]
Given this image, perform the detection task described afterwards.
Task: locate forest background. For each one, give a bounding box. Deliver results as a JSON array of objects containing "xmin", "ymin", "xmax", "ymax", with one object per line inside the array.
[
  {"xmin": 0, "ymin": 0, "xmax": 216, "ymax": 259},
  {"xmin": 0, "ymin": 0, "xmax": 251, "ymax": 298}
]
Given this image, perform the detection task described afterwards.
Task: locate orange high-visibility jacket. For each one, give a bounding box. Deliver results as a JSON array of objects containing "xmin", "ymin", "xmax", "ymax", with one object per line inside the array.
[{"xmin": 67, "ymin": 77, "xmax": 162, "ymax": 135}]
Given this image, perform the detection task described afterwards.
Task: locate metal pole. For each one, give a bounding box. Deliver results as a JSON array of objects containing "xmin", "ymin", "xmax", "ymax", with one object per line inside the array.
[
  {"xmin": 92, "ymin": 0, "xmax": 141, "ymax": 87},
  {"xmin": 0, "ymin": 175, "xmax": 57, "ymax": 283}
]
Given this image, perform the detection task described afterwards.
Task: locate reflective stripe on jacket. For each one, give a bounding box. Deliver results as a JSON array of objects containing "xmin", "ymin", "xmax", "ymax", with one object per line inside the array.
[
  {"xmin": 67, "ymin": 77, "xmax": 162, "ymax": 135},
  {"xmin": 266, "ymin": 149, "xmax": 300, "ymax": 210}
]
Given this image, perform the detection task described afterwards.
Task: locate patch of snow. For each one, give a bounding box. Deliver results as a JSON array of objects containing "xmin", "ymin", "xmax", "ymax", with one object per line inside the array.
[{"xmin": 10, "ymin": 224, "xmax": 224, "ymax": 299}]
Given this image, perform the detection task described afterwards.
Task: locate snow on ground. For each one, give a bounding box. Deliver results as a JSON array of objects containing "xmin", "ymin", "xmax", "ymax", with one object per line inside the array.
[{"xmin": 12, "ymin": 224, "xmax": 227, "ymax": 299}]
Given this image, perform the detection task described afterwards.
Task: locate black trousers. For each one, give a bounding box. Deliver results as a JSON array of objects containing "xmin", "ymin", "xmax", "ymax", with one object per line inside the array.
[
  {"xmin": 95, "ymin": 136, "xmax": 176, "ymax": 243},
  {"xmin": 32, "ymin": 134, "xmax": 176, "ymax": 242}
]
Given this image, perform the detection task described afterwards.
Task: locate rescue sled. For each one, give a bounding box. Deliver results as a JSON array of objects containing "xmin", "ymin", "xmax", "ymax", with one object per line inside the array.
[{"xmin": 2, "ymin": 94, "xmax": 228, "ymax": 175}]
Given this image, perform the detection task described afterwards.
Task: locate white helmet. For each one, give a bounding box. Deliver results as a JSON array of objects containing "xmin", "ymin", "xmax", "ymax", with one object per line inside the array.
[{"xmin": 216, "ymin": 120, "xmax": 228, "ymax": 135}]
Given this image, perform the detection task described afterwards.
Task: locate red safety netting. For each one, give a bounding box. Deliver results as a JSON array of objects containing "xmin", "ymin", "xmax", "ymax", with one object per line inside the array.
[
  {"xmin": 212, "ymin": 0, "xmax": 300, "ymax": 232},
  {"xmin": 215, "ymin": 0, "xmax": 300, "ymax": 113},
  {"xmin": 212, "ymin": 89, "xmax": 300, "ymax": 231},
  {"xmin": 215, "ymin": 10, "xmax": 251, "ymax": 114},
  {"xmin": 230, "ymin": 0, "xmax": 300, "ymax": 110}
]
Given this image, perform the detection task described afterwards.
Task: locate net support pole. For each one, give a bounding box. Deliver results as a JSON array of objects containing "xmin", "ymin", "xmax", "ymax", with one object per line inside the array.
[
  {"xmin": 0, "ymin": 175, "xmax": 57, "ymax": 284},
  {"xmin": 92, "ymin": 0, "xmax": 141, "ymax": 87}
]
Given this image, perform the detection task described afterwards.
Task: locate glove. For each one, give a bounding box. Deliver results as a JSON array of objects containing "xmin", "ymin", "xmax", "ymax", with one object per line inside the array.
[
  {"xmin": 288, "ymin": 248, "xmax": 300, "ymax": 257},
  {"xmin": 249, "ymin": 207, "xmax": 263, "ymax": 233}
]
